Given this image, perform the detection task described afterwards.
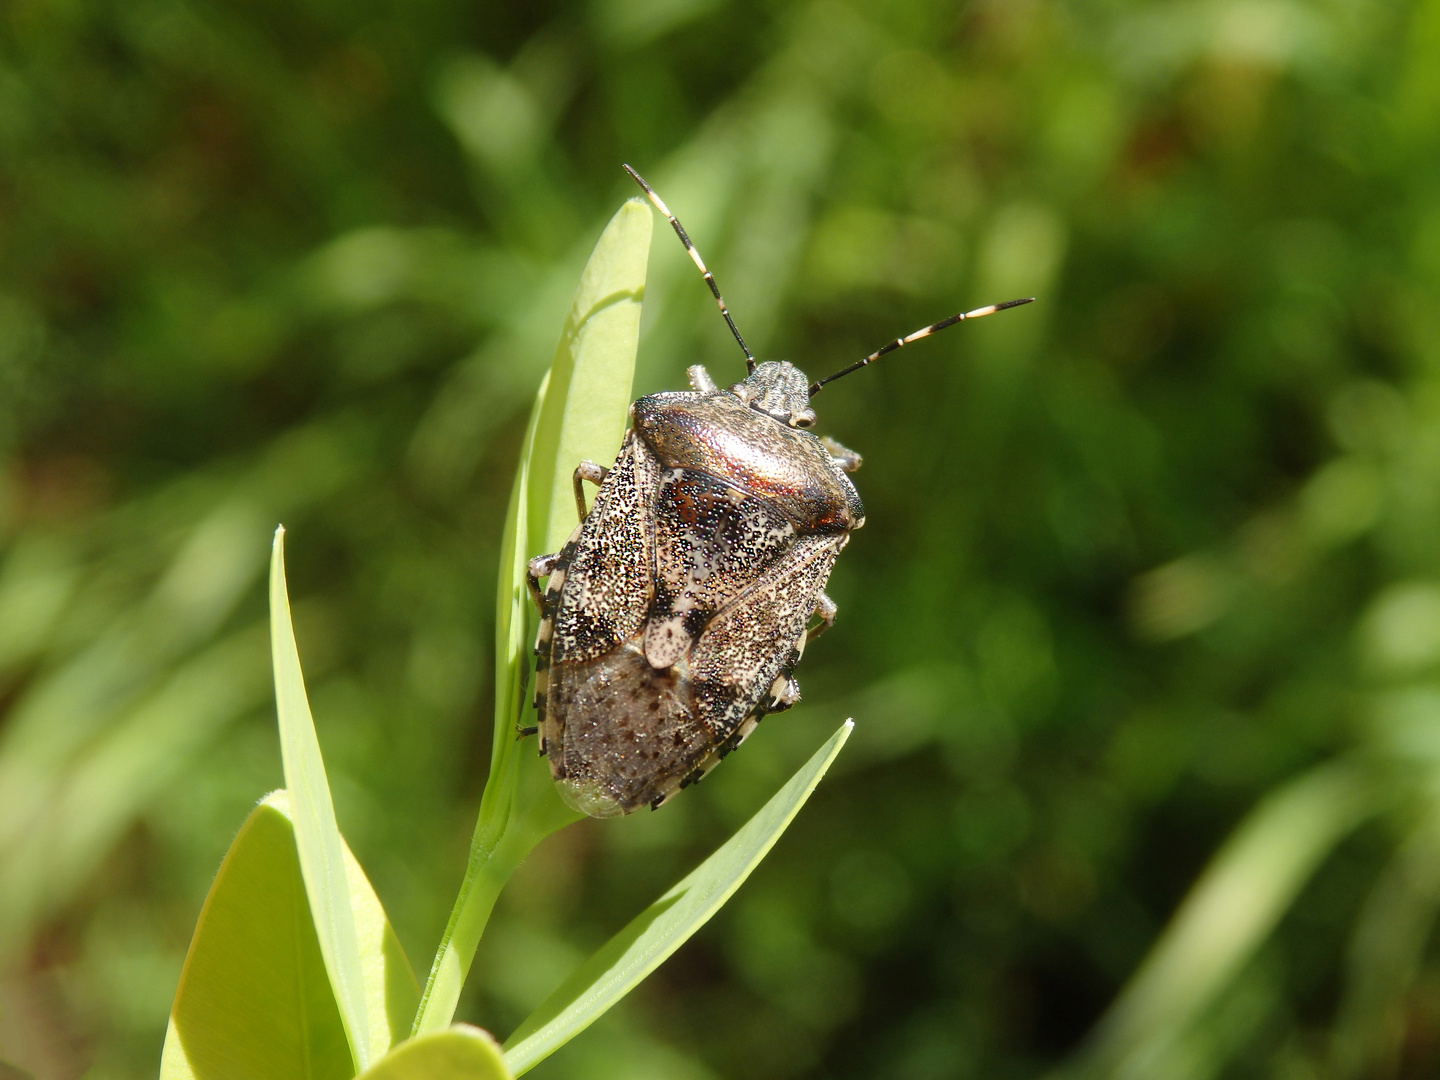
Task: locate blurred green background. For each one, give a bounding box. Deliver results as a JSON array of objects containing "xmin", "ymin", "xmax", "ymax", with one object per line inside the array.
[{"xmin": 2, "ymin": 0, "xmax": 1437, "ymax": 1076}]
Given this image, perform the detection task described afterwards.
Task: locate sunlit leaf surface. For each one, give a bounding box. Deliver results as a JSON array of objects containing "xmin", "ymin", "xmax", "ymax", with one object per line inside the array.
[
  {"xmin": 160, "ymin": 793, "xmax": 417, "ymax": 1080},
  {"xmin": 355, "ymin": 1026, "xmax": 511, "ymax": 1080},
  {"xmin": 271, "ymin": 530, "xmax": 376, "ymax": 1069}
]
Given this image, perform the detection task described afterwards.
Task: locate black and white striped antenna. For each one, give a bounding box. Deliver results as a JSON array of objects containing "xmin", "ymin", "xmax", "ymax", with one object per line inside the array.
[
  {"xmin": 624, "ymin": 164, "xmax": 757, "ymax": 373},
  {"xmin": 809, "ymin": 298, "xmax": 1034, "ymax": 395},
  {"xmin": 624, "ymin": 164, "xmax": 1033, "ymax": 389}
]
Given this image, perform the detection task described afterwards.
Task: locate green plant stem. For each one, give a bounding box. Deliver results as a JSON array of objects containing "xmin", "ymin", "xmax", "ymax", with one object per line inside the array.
[
  {"xmin": 410, "ymin": 792, "xmax": 531, "ymax": 1036},
  {"xmin": 412, "ymin": 719, "xmax": 577, "ymax": 1036},
  {"xmin": 409, "ymin": 767, "xmax": 574, "ymax": 1040}
]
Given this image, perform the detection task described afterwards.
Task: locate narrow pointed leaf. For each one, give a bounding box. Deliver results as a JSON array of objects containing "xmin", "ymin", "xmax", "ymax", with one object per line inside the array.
[
  {"xmin": 527, "ymin": 195, "xmax": 653, "ymax": 555},
  {"xmin": 270, "ymin": 527, "xmax": 373, "ymax": 1070},
  {"xmin": 414, "ymin": 196, "xmax": 652, "ymax": 1035},
  {"xmin": 161, "ymin": 792, "xmax": 418, "ymax": 1080},
  {"xmin": 502, "ymin": 720, "xmax": 853, "ymax": 1075},
  {"xmin": 355, "ymin": 1026, "xmax": 511, "ymax": 1080}
]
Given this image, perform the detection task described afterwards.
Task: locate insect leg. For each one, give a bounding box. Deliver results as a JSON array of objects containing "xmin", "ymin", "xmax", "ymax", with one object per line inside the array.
[
  {"xmin": 572, "ymin": 460, "xmax": 609, "ymax": 520},
  {"xmin": 688, "ymin": 364, "xmax": 717, "ymax": 392},
  {"xmin": 807, "ymin": 592, "xmax": 838, "ymax": 643},
  {"xmin": 623, "ymin": 164, "xmax": 757, "ymax": 373},
  {"xmin": 766, "ymin": 674, "xmax": 801, "ymax": 713},
  {"xmin": 510, "ymin": 647, "xmax": 538, "ymax": 739},
  {"xmin": 821, "ymin": 437, "xmax": 862, "ymax": 474},
  {"xmin": 527, "ymin": 552, "xmax": 560, "ymax": 613}
]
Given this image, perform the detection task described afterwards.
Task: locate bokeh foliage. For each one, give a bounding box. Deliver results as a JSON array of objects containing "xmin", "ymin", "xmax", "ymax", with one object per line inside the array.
[{"xmin": 1, "ymin": 0, "xmax": 1438, "ymax": 1077}]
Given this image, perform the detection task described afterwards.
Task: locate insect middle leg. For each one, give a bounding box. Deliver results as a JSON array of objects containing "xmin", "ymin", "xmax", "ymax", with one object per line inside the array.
[
  {"xmin": 767, "ymin": 594, "xmax": 839, "ymax": 714},
  {"xmin": 807, "ymin": 592, "xmax": 837, "ymax": 643},
  {"xmin": 572, "ymin": 460, "xmax": 609, "ymax": 520}
]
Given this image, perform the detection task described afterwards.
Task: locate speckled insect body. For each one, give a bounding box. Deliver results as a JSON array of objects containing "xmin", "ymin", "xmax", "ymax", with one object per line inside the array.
[{"xmin": 526, "ymin": 166, "xmax": 1032, "ymax": 818}]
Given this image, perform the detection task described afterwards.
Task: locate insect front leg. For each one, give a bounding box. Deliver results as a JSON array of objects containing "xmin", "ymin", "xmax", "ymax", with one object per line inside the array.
[
  {"xmin": 687, "ymin": 364, "xmax": 717, "ymax": 392},
  {"xmin": 527, "ymin": 552, "xmax": 560, "ymax": 613},
  {"xmin": 572, "ymin": 460, "xmax": 610, "ymax": 520},
  {"xmin": 807, "ymin": 591, "xmax": 837, "ymax": 643},
  {"xmin": 821, "ymin": 437, "xmax": 862, "ymax": 474},
  {"xmin": 768, "ymin": 593, "xmax": 837, "ymax": 714}
]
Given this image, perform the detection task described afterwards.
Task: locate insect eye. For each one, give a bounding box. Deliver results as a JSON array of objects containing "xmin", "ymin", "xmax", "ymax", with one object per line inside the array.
[{"xmin": 792, "ymin": 410, "xmax": 816, "ymax": 428}]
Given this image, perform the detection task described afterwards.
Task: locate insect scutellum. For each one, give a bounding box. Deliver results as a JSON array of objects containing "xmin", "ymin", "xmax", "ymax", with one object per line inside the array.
[{"xmin": 622, "ymin": 163, "xmax": 1035, "ymax": 424}]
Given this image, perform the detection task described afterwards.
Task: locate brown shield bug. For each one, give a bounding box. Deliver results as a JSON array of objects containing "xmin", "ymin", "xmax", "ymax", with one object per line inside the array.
[{"xmin": 525, "ymin": 165, "xmax": 1033, "ymax": 818}]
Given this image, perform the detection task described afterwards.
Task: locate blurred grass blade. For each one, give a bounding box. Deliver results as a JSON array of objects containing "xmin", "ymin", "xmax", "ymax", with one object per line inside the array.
[
  {"xmin": 0, "ymin": 625, "xmax": 271, "ymax": 969},
  {"xmin": 271, "ymin": 528, "xmax": 374, "ymax": 1070},
  {"xmin": 1066, "ymin": 759, "xmax": 1376, "ymax": 1080},
  {"xmin": 161, "ymin": 792, "xmax": 418, "ymax": 1079},
  {"xmin": 1329, "ymin": 804, "xmax": 1440, "ymax": 1078},
  {"xmin": 354, "ymin": 1025, "xmax": 511, "ymax": 1080},
  {"xmin": 0, "ymin": 500, "xmax": 270, "ymax": 967},
  {"xmin": 502, "ymin": 719, "xmax": 854, "ymax": 1076},
  {"xmin": 413, "ymin": 196, "xmax": 653, "ymax": 1035}
]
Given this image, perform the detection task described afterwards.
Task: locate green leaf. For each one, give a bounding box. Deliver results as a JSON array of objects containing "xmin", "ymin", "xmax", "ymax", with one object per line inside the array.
[
  {"xmin": 527, "ymin": 195, "xmax": 654, "ymax": 555},
  {"xmin": 270, "ymin": 527, "xmax": 376, "ymax": 1070},
  {"xmin": 413, "ymin": 196, "xmax": 653, "ymax": 1035},
  {"xmin": 502, "ymin": 720, "xmax": 854, "ymax": 1075},
  {"xmin": 355, "ymin": 1025, "xmax": 511, "ymax": 1080},
  {"xmin": 160, "ymin": 792, "xmax": 419, "ymax": 1080}
]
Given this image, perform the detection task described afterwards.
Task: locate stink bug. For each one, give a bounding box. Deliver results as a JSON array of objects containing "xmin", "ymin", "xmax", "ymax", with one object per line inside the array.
[{"xmin": 526, "ymin": 165, "xmax": 1032, "ymax": 818}]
